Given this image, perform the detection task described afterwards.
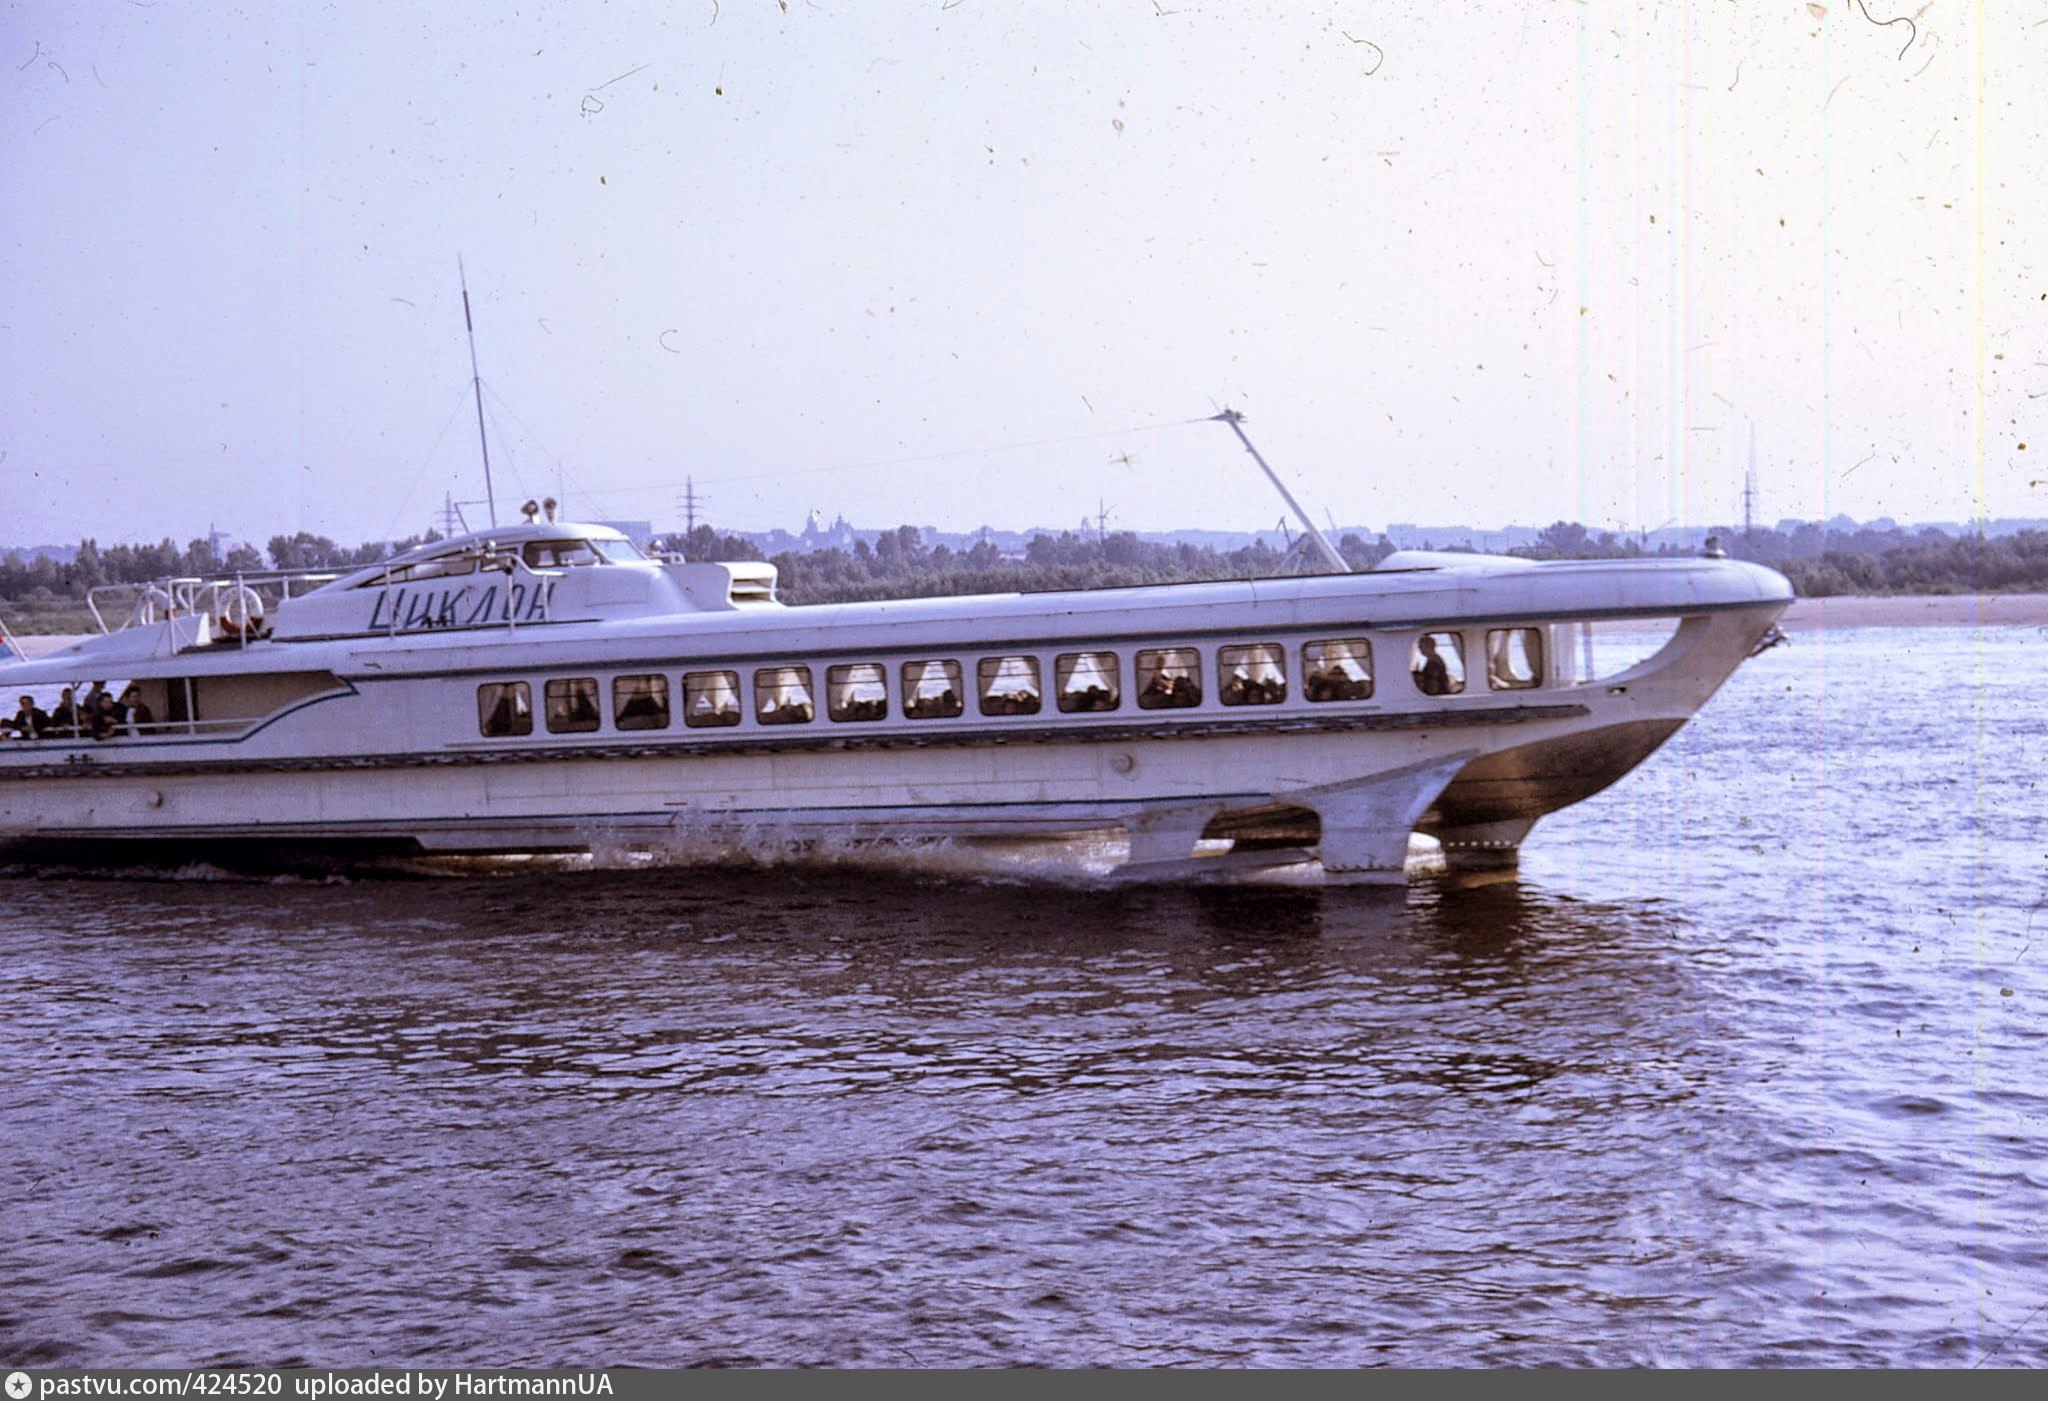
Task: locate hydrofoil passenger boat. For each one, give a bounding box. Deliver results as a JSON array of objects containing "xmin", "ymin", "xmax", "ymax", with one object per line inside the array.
[{"xmin": 0, "ymin": 499, "xmax": 1791, "ymax": 881}]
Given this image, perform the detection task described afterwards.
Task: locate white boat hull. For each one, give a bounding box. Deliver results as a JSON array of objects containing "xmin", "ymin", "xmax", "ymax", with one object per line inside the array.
[
  {"xmin": 0, "ymin": 522, "xmax": 1793, "ymax": 882},
  {"xmin": 0, "ymin": 602, "xmax": 1783, "ymax": 882}
]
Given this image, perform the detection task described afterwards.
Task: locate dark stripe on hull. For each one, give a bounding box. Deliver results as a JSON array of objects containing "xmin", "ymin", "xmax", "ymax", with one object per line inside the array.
[
  {"xmin": 0, "ymin": 702, "xmax": 1591, "ymax": 781},
  {"xmin": 0, "ymin": 833, "xmax": 431, "ymax": 874},
  {"xmin": 1190, "ymin": 717, "xmax": 1689, "ymax": 847},
  {"xmin": 1420, "ymin": 718, "xmax": 1687, "ymax": 829}
]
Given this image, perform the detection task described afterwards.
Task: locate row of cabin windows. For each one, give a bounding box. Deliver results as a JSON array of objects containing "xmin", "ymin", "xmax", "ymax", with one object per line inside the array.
[{"xmin": 473, "ymin": 628, "xmax": 1545, "ymax": 738}]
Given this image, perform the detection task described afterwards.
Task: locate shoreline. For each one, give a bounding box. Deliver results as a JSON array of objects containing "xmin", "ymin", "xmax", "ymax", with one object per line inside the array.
[
  {"xmin": 9, "ymin": 592, "xmax": 2048, "ymax": 659},
  {"xmin": 1776, "ymin": 593, "xmax": 2048, "ymax": 630}
]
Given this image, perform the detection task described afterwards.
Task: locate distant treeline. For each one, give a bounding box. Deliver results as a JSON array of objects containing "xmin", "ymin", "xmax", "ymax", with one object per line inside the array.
[
  {"xmin": 3, "ymin": 521, "xmax": 2046, "ymax": 628},
  {"xmin": 664, "ymin": 520, "xmax": 2048, "ymax": 604},
  {"xmin": 664, "ymin": 525, "xmax": 1400, "ymax": 605},
  {"xmin": 1502, "ymin": 520, "xmax": 2048, "ymax": 597}
]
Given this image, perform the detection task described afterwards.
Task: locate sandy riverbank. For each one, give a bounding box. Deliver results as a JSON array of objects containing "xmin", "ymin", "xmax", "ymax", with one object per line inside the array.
[{"xmin": 1777, "ymin": 593, "xmax": 2048, "ymax": 630}]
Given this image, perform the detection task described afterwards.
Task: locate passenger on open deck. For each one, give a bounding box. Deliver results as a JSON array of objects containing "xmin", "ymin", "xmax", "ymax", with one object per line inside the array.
[
  {"xmin": 47, "ymin": 688, "xmax": 79, "ymax": 739},
  {"xmin": 82, "ymin": 682, "xmax": 119, "ymax": 741},
  {"xmin": 121, "ymin": 685, "xmax": 154, "ymax": 736},
  {"xmin": 7, "ymin": 694, "xmax": 48, "ymax": 740}
]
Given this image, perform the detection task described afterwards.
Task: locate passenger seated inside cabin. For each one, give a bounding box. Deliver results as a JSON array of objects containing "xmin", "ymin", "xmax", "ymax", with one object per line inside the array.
[
  {"xmin": 1304, "ymin": 640, "xmax": 1373, "ymax": 701},
  {"xmin": 1411, "ymin": 634, "xmax": 1464, "ymax": 697},
  {"xmin": 478, "ymin": 682, "xmax": 534, "ymax": 737},
  {"xmin": 1056, "ymin": 653, "xmax": 1121, "ymax": 713},
  {"xmin": 1217, "ymin": 644, "xmax": 1286, "ymax": 706},
  {"xmin": 903, "ymin": 687, "xmax": 962, "ymax": 720},
  {"xmin": 613, "ymin": 675, "xmax": 671, "ymax": 730},
  {"xmin": 567, "ymin": 693, "xmax": 598, "ymax": 725},
  {"xmin": 755, "ymin": 668, "xmax": 816, "ymax": 725},
  {"xmin": 1306, "ymin": 668, "xmax": 1368, "ymax": 701},
  {"xmin": 897, "ymin": 661, "xmax": 961, "ymax": 720},
  {"xmin": 541, "ymin": 678, "xmax": 603, "ymax": 733},
  {"xmin": 120, "ymin": 685, "xmax": 154, "ymax": 736},
  {"xmin": 7, "ymin": 694, "xmax": 48, "ymax": 740},
  {"xmin": 617, "ymin": 692, "xmax": 665, "ymax": 724},
  {"xmin": 828, "ymin": 664, "xmax": 889, "ymax": 722},
  {"xmin": 1136, "ymin": 648, "xmax": 1202, "ymax": 710},
  {"xmin": 685, "ymin": 672, "xmax": 744, "ymax": 727},
  {"xmin": 977, "ymin": 657, "xmax": 1042, "ymax": 716}
]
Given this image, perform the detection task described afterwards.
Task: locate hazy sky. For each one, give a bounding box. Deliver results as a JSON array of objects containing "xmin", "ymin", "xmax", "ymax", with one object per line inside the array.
[{"xmin": 3, "ymin": 2, "xmax": 2041, "ymax": 549}]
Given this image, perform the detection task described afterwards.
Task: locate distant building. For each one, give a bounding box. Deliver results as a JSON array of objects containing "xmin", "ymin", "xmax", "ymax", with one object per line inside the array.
[{"xmin": 799, "ymin": 510, "xmax": 858, "ymax": 551}]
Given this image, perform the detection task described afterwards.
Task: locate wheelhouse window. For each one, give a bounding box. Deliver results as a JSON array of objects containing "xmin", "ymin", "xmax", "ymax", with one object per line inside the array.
[
  {"xmin": 978, "ymin": 656, "xmax": 1042, "ymax": 716},
  {"xmin": 902, "ymin": 660, "xmax": 964, "ymax": 719},
  {"xmin": 1486, "ymin": 628, "xmax": 1544, "ymax": 690},
  {"xmin": 1218, "ymin": 643, "xmax": 1287, "ymax": 706},
  {"xmin": 613, "ymin": 674, "xmax": 670, "ymax": 730},
  {"xmin": 477, "ymin": 682, "xmax": 532, "ymax": 737},
  {"xmin": 827, "ymin": 663, "xmax": 889, "ymax": 722},
  {"xmin": 1304, "ymin": 639, "xmax": 1373, "ymax": 701},
  {"xmin": 1411, "ymin": 632, "xmax": 1466, "ymax": 697},
  {"xmin": 1136, "ymin": 647, "xmax": 1202, "ymax": 709},
  {"xmin": 522, "ymin": 541, "xmax": 602, "ymax": 569},
  {"xmin": 363, "ymin": 554, "xmax": 478, "ymax": 587},
  {"xmin": 545, "ymin": 677, "xmax": 603, "ymax": 732},
  {"xmin": 1056, "ymin": 652, "xmax": 1121, "ymax": 713},
  {"xmin": 754, "ymin": 666, "xmax": 815, "ymax": 725},
  {"xmin": 684, "ymin": 670, "xmax": 742, "ymax": 728}
]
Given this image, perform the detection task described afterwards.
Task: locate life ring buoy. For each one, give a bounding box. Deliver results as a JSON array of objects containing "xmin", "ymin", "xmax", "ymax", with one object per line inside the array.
[
  {"xmin": 218, "ymin": 585, "xmax": 265, "ymax": 640},
  {"xmin": 129, "ymin": 586, "xmax": 175, "ymax": 627}
]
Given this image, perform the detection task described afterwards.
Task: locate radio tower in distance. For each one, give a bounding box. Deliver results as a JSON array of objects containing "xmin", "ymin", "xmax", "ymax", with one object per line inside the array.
[
  {"xmin": 679, "ymin": 476, "xmax": 702, "ymax": 534},
  {"xmin": 1742, "ymin": 422, "xmax": 1759, "ymax": 546}
]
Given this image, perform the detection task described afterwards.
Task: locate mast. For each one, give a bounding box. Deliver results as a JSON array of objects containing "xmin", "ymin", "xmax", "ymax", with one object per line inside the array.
[
  {"xmin": 458, "ymin": 256, "xmax": 498, "ymax": 529},
  {"xmin": 1209, "ymin": 408, "xmax": 1349, "ymax": 573}
]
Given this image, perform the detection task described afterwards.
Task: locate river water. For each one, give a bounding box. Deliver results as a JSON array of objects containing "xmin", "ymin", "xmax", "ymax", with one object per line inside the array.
[{"xmin": 2, "ymin": 622, "xmax": 2043, "ymax": 1368}]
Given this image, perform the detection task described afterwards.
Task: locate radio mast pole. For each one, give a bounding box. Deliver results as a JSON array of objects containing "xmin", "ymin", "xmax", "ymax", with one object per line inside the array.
[
  {"xmin": 459, "ymin": 256, "xmax": 498, "ymax": 529},
  {"xmin": 1209, "ymin": 408, "xmax": 1349, "ymax": 573}
]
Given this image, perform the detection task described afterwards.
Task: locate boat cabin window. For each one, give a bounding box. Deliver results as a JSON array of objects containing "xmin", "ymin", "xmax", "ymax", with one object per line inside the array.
[
  {"xmin": 523, "ymin": 541, "xmax": 602, "ymax": 569},
  {"xmin": 755, "ymin": 666, "xmax": 815, "ymax": 725},
  {"xmin": 545, "ymin": 677, "xmax": 603, "ymax": 732},
  {"xmin": 1411, "ymin": 632, "xmax": 1466, "ymax": 696},
  {"xmin": 1056, "ymin": 652, "xmax": 1121, "ymax": 713},
  {"xmin": 478, "ymin": 682, "xmax": 533, "ymax": 737},
  {"xmin": 684, "ymin": 670, "xmax": 743, "ymax": 728},
  {"xmin": 590, "ymin": 539, "xmax": 645, "ymax": 563},
  {"xmin": 827, "ymin": 663, "xmax": 889, "ymax": 722},
  {"xmin": 1218, "ymin": 644, "xmax": 1287, "ymax": 706},
  {"xmin": 364, "ymin": 554, "xmax": 478, "ymax": 587},
  {"xmin": 1567, "ymin": 618, "xmax": 1684, "ymax": 684},
  {"xmin": 1136, "ymin": 648, "xmax": 1202, "ymax": 710},
  {"xmin": 978, "ymin": 656, "xmax": 1042, "ymax": 716},
  {"xmin": 902, "ymin": 660, "xmax": 965, "ymax": 719},
  {"xmin": 1304, "ymin": 639, "xmax": 1373, "ymax": 701},
  {"xmin": 1486, "ymin": 628, "xmax": 1544, "ymax": 690},
  {"xmin": 613, "ymin": 674, "xmax": 671, "ymax": 730}
]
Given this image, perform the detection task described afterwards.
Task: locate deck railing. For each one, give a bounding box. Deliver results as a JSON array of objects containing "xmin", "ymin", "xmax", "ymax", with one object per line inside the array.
[{"xmin": 85, "ymin": 568, "xmax": 347, "ymax": 637}]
